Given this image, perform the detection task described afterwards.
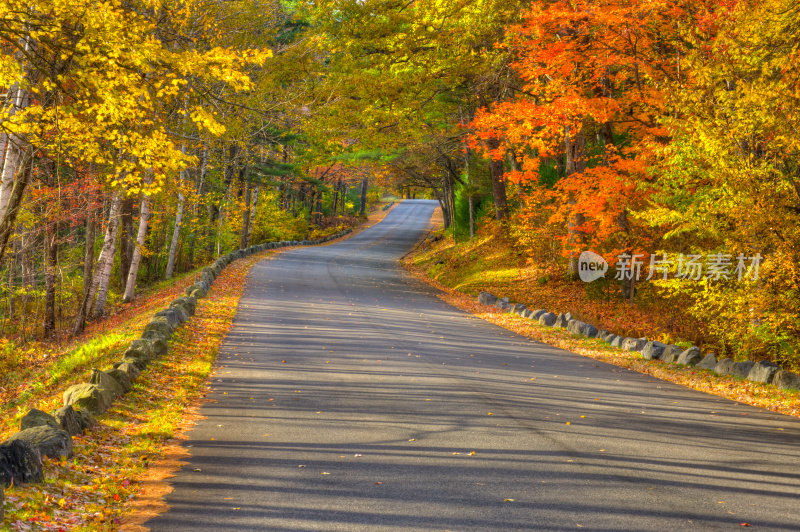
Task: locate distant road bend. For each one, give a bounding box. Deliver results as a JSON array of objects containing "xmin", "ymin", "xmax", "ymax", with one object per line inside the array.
[{"xmin": 148, "ymin": 200, "xmax": 800, "ymax": 531}]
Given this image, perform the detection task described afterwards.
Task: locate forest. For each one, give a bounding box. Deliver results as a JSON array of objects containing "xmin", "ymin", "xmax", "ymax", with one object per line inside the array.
[{"xmin": 1, "ymin": 0, "xmax": 799, "ymax": 367}]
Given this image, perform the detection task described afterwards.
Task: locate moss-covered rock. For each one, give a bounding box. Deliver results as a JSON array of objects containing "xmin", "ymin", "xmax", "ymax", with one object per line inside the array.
[
  {"xmin": 107, "ymin": 368, "xmax": 132, "ymax": 394},
  {"xmin": 8, "ymin": 426, "xmax": 72, "ymax": 460},
  {"xmin": 20, "ymin": 408, "xmax": 59, "ymax": 431},
  {"xmin": 52, "ymin": 405, "xmax": 89, "ymax": 436},
  {"xmin": 63, "ymin": 383, "xmax": 113, "ymax": 415},
  {"xmin": 90, "ymin": 369, "xmax": 124, "ymax": 398},
  {"xmin": 0, "ymin": 439, "xmax": 43, "ymax": 486},
  {"xmin": 113, "ymin": 360, "xmax": 142, "ymax": 381}
]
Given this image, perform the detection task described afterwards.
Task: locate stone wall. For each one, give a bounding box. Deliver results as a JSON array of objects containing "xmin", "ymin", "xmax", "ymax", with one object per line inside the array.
[{"xmin": 477, "ymin": 291, "xmax": 800, "ymax": 391}]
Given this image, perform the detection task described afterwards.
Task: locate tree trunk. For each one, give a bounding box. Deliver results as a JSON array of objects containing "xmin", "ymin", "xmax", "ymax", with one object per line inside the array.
[
  {"xmin": 44, "ymin": 218, "xmax": 58, "ymax": 336},
  {"xmin": 165, "ymin": 189, "xmax": 184, "ymax": 278},
  {"xmin": 166, "ymin": 148, "xmax": 189, "ymax": 278},
  {"xmin": 123, "ymin": 194, "xmax": 151, "ymax": 302},
  {"xmin": 441, "ymin": 171, "xmax": 455, "ymax": 230},
  {"xmin": 437, "ymin": 193, "xmax": 450, "ymax": 230},
  {"xmin": 240, "ymin": 180, "xmax": 251, "ymax": 250},
  {"xmin": 82, "ymin": 212, "xmax": 96, "ymax": 300},
  {"xmin": 73, "ymin": 191, "xmax": 121, "ymax": 333},
  {"xmin": 359, "ymin": 176, "xmax": 368, "ymax": 215},
  {"xmin": 486, "ymin": 138, "xmax": 508, "ymax": 221},
  {"xmin": 465, "ymin": 145, "xmax": 474, "ymax": 238},
  {"xmin": 91, "ymin": 191, "xmax": 123, "ymax": 318},
  {"xmin": 0, "ymin": 83, "xmax": 29, "ymax": 222},
  {"xmin": 118, "ymin": 195, "xmax": 134, "ymax": 286},
  {"xmin": 565, "ymin": 126, "xmax": 587, "ymax": 279},
  {"xmin": 332, "ymin": 180, "xmax": 340, "ymax": 215},
  {"xmin": 0, "ymin": 147, "xmax": 34, "ymax": 266},
  {"xmin": 246, "ymin": 185, "xmax": 259, "ymax": 246}
]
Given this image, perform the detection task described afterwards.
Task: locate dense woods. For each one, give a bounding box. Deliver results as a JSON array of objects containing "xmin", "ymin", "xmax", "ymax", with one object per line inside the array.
[{"xmin": 1, "ymin": 0, "xmax": 799, "ymax": 365}]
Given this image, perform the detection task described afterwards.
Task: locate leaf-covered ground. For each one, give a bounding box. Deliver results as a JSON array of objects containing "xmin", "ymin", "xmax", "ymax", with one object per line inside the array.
[
  {"xmin": 403, "ymin": 227, "xmax": 800, "ymax": 421},
  {"xmin": 1, "ymin": 248, "xmax": 270, "ymax": 530},
  {"xmin": 0, "ymin": 271, "xmax": 201, "ymax": 443}
]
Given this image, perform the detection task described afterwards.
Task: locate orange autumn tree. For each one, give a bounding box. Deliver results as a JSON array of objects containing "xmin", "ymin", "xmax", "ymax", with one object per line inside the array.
[{"xmin": 471, "ymin": 0, "xmax": 695, "ymax": 292}]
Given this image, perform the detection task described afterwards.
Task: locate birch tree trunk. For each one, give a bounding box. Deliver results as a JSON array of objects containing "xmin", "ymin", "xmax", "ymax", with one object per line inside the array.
[
  {"xmin": 0, "ymin": 146, "xmax": 33, "ymax": 266},
  {"xmin": 73, "ymin": 191, "xmax": 122, "ymax": 333},
  {"xmin": 165, "ymin": 188, "xmax": 184, "ymax": 279},
  {"xmin": 0, "ymin": 83, "xmax": 28, "ymax": 221},
  {"xmin": 91, "ymin": 191, "xmax": 123, "ymax": 318},
  {"xmin": 166, "ymin": 142, "xmax": 188, "ymax": 279},
  {"xmin": 123, "ymin": 194, "xmax": 151, "ymax": 301}
]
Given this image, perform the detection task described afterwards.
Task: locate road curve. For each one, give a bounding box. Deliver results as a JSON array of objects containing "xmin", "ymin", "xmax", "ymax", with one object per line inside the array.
[{"xmin": 147, "ymin": 200, "xmax": 800, "ymax": 531}]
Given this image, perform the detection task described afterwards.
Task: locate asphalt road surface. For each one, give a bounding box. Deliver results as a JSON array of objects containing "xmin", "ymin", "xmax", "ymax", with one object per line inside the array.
[{"xmin": 147, "ymin": 200, "xmax": 800, "ymax": 531}]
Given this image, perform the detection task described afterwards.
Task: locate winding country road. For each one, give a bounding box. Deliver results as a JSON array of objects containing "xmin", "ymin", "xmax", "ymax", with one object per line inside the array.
[{"xmin": 147, "ymin": 200, "xmax": 800, "ymax": 531}]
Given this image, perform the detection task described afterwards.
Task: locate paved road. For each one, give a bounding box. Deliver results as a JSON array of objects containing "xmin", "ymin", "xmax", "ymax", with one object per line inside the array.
[{"xmin": 147, "ymin": 200, "xmax": 800, "ymax": 531}]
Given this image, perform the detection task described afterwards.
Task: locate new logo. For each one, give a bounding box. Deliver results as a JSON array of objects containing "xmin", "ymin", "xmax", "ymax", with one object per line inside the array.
[{"xmin": 578, "ymin": 251, "xmax": 608, "ymax": 282}]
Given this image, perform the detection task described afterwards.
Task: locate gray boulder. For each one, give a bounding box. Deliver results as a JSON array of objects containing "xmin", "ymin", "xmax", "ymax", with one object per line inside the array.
[
  {"xmin": 678, "ymin": 347, "xmax": 703, "ymax": 366},
  {"xmin": 583, "ymin": 324, "xmax": 599, "ymax": 338},
  {"xmin": 145, "ymin": 336, "xmax": 169, "ymax": 358},
  {"xmin": 773, "ymin": 370, "xmax": 800, "ymax": 390},
  {"xmin": 63, "ymin": 383, "xmax": 113, "ymax": 415},
  {"xmin": 494, "ymin": 297, "xmax": 511, "ymax": 311},
  {"xmin": 8, "ymin": 426, "xmax": 72, "ymax": 460},
  {"xmin": 113, "ymin": 360, "xmax": 141, "ymax": 381},
  {"xmin": 530, "ymin": 309, "xmax": 547, "ymax": 320},
  {"xmin": 169, "ymin": 297, "xmax": 194, "ymax": 318},
  {"xmin": 165, "ymin": 305, "xmax": 189, "ymax": 324},
  {"xmin": 714, "ymin": 357, "xmax": 735, "ymax": 375},
  {"xmin": 124, "ymin": 339, "xmax": 154, "ymax": 363},
  {"xmin": 0, "ymin": 439, "xmax": 43, "ymax": 486},
  {"xmin": 52, "ymin": 406, "xmax": 90, "ymax": 436},
  {"xmin": 696, "ymin": 353, "xmax": 717, "ymax": 370},
  {"xmin": 641, "ymin": 341, "xmax": 667, "ymax": 360},
  {"xmin": 601, "ymin": 333, "xmax": 616, "ymax": 343},
  {"xmin": 119, "ymin": 354, "xmax": 147, "ymax": 371},
  {"xmin": 553, "ymin": 313, "xmax": 569, "ymax": 328},
  {"xmin": 143, "ymin": 316, "xmax": 175, "ymax": 339},
  {"xmin": 512, "ymin": 303, "xmax": 527, "ymax": 315},
  {"xmin": 747, "ymin": 361, "xmax": 780, "ymax": 384},
  {"xmin": 20, "ymin": 408, "xmax": 59, "ymax": 430},
  {"xmin": 189, "ymin": 283, "xmax": 208, "ymax": 299},
  {"xmin": 621, "ymin": 338, "xmax": 646, "ymax": 352},
  {"xmin": 91, "ymin": 369, "xmax": 124, "ymax": 398},
  {"xmin": 74, "ymin": 409, "xmax": 95, "ymax": 432},
  {"xmin": 107, "ymin": 368, "xmax": 133, "ymax": 394},
  {"xmin": 611, "ymin": 336, "xmax": 624, "ymax": 348},
  {"xmin": 731, "ymin": 361, "xmax": 756, "ymax": 379},
  {"xmin": 478, "ymin": 292, "xmax": 497, "ymax": 305},
  {"xmin": 538, "ymin": 312, "xmax": 557, "ymax": 327},
  {"xmin": 567, "ymin": 319, "xmax": 585, "ymax": 335},
  {"xmin": 166, "ymin": 306, "xmax": 188, "ymax": 324},
  {"xmin": 659, "ymin": 345, "xmax": 683, "ymax": 363}
]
